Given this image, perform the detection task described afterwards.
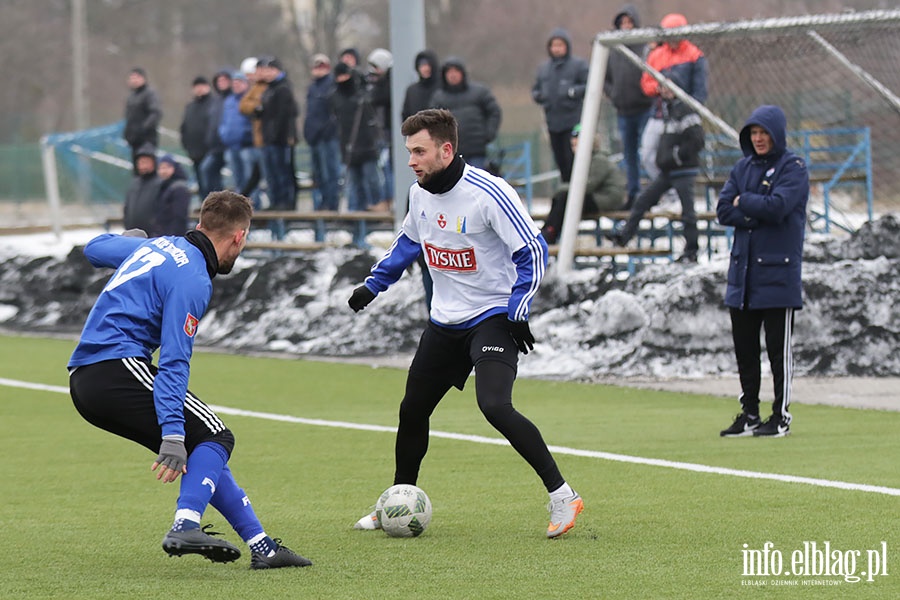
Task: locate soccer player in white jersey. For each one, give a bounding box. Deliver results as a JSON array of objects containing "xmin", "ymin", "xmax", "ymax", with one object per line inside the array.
[{"xmin": 348, "ymin": 109, "xmax": 583, "ymax": 538}]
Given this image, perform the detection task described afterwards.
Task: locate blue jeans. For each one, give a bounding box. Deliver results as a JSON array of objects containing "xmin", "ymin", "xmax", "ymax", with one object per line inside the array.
[
  {"xmin": 225, "ymin": 146, "xmax": 258, "ymax": 193},
  {"xmin": 261, "ymin": 145, "xmax": 295, "ymax": 210},
  {"xmin": 310, "ymin": 138, "xmax": 342, "ymax": 211},
  {"xmin": 345, "ymin": 160, "xmax": 381, "ymax": 212},
  {"xmin": 199, "ymin": 150, "xmax": 226, "ymax": 199},
  {"xmin": 379, "ymin": 144, "xmax": 393, "ymax": 202},
  {"xmin": 618, "ymin": 111, "xmax": 650, "ymax": 202}
]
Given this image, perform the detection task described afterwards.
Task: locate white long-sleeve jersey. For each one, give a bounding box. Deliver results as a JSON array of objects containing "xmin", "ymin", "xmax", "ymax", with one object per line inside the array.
[{"xmin": 365, "ymin": 164, "xmax": 548, "ymax": 328}]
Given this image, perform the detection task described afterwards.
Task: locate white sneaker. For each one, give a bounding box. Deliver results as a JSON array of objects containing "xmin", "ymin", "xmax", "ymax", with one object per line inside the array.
[
  {"xmin": 353, "ymin": 510, "xmax": 381, "ymax": 530},
  {"xmin": 547, "ymin": 492, "xmax": 584, "ymax": 538}
]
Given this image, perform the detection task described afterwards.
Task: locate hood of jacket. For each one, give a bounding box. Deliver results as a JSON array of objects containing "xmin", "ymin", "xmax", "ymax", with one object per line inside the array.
[
  {"xmin": 614, "ymin": 4, "xmax": 641, "ymax": 28},
  {"xmin": 414, "ymin": 49, "xmax": 440, "ymax": 83},
  {"xmin": 441, "ymin": 56, "xmax": 468, "ymax": 91},
  {"xmin": 546, "ymin": 28, "xmax": 571, "ymax": 59},
  {"xmin": 740, "ymin": 104, "xmax": 787, "ymax": 159}
]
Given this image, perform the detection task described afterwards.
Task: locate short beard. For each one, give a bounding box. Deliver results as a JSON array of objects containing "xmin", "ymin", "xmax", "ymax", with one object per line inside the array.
[{"xmin": 217, "ymin": 259, "xmax": 235, "ymax": 275}]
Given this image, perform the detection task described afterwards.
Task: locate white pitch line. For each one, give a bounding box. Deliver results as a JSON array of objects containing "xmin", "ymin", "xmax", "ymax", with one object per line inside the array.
[{"xmin": 5, "ymin": 377, "xmax": 900, "ymax": 497}]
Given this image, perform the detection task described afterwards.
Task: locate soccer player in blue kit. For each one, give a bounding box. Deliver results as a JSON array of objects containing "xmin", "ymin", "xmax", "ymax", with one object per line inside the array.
[
  {"xmin": 349, "ymin": 109, "xmax": 583, "ymax": 538},
  {"xmin": 68, "ymin": 191, "xmax": 311, "ymax": 568}
]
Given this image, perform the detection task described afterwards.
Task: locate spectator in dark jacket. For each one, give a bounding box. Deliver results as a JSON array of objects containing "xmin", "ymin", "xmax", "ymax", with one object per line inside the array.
[
  {"xmin": 402, "ymin": 50, "xmax": 440, "ymax": 120},
  {"xmin": 257, "ymin": 56, "xmax": 299, "ymax": 214},
  {"xmin": 152, "ymin": 154, "xmax": 191, "ymax": 237},
  {"xmin": 429, "ymin": 57, "xmax": 501, "ymax": 169},
  {"xmin": 123, "ymin": 68, "xmax": 163, "ymax": 171},
  {"xmin": 303, "ymin": 54, "xmax": 341, "ymax": 215},
  {"xmin": 608, "ymin": 88, "xmax": 704, "ymax": 261},
  {"xmin": 603, "ymin": 4, "xmax": 653, "ymax": 207},
  {"xmin": 717, "ymin": 104, "xmax": 809, "ymax": 439},
  {"xmin": 199, "ymin": 69, "xmax": 232, "ymax": 199},
  {"xmin": 532, "ymin": 28, "xmax": 589, "ymax": 183},
  {"xmin": 123, "ymin": 143, "xmax": 161, "ymax": 233},
  {"xmin": 179, "ymin": 76, "xmax": 212, "ymax": 190},
  {"xmin": 330, "ymin": 61, "xmax": 382, "ymax": 224},
  {"xmin": 402, "ymin": 49, "xmax": 442, "ymax": 311}
]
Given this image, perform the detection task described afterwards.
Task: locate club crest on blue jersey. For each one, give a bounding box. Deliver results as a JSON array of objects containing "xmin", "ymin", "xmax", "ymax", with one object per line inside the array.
[
  {"xmin": 183, "ymin": 313, "xmax": 199, "ymax": 337},
  {"xmin": 456, "ymin": 216, "xmax": 467, "ymax": 233}
]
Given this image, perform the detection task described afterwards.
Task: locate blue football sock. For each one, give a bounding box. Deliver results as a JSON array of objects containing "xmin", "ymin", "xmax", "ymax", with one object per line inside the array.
[
  {"xmin": 175, "ymin": 442, "xmax": 229, "ymax": 517},
  {"xmin": 247, "ymin": 533, "xmax": 278, "ymax": 557},
  {"xmin": 209, "ymin": 465, "xmax": 266, "ymax": 543}
]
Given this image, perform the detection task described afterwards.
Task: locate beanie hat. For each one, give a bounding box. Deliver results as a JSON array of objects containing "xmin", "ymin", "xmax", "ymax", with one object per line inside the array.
[
  {"xmin": 192, "ymin": 75, "xmax": 209, "ymax": 86},
  {"xmin": 240, "ymin": 57, "xmax": 258, "ymax": 74},
  {"xmin": 661, "ymin": 13, "xmax": 688, "ymax": 28},
  {"xmin": 256, "ymin": 55, "xmax": 283, "ymax": 71},
  {"xmin": 135, "ymin": 143, "xmax": 157, "ymax": 159},
  {"xmin": 333, "ymin": 62, "xmax": 352, "ymax": 77},
  {"xmin": 367, "ymin": 48, "xmax": 393, "ymax": 71},
  {"xmin": 130, "ymin": 67, "xmax": 147, "ymax": 78},
  {"xmin": 158, "ymin": 154, "xmax": 177, "ymax": 167}
]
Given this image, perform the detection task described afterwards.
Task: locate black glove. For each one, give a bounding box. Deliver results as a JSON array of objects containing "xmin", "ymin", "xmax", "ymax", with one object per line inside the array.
[
  {"xmin": 508, "ymin": 320, "xmax": 535, "ymax": 355},
  {"xmin": 348, "ymin": 285, "xmax": 376, "ymax": 312},
  {"xmin": 154, "ymin": 437, "xmax": 187, "ymax": 474}
]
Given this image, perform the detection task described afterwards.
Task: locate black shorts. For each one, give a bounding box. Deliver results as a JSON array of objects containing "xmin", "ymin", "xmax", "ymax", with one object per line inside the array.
[
  {"xmin": 409, "ymin": 314, "xmax": 518, "ymax": 391},
  {"xmin": 69, "ymin": 357, "xmax": 234, "ymax": 456}
]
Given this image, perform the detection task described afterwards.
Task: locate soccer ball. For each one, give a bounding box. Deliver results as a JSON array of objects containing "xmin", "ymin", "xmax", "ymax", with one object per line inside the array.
[{"xmin": 375, "ymin": 484, "xmax": 432, "ymax": 538}]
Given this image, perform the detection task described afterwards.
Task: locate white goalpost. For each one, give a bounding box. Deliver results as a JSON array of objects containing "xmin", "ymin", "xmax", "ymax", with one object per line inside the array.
[{"xmin": 556, "ymin": 9, "xmax": 900, "ymax": 274}]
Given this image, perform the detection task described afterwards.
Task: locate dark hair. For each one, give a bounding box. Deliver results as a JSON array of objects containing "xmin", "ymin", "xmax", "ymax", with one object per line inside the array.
[
  {"xmin": 401, "ymin": 109, "xmax": 458, "ymax": 153},
  {"xmin": 198, "ymin": 191, "xmax": 252, "ymax": 236}
]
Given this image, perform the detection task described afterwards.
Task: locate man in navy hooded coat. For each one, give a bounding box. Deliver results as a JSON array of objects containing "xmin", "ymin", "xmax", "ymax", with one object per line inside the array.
[{"xmin": 717, "ymin": 105, "xmax": 809, "ymax": 438}]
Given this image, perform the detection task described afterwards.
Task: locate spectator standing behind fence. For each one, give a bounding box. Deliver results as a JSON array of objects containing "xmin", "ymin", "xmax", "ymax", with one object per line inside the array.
[
  {"xmin": 237, "ymin": 57, "xmax": 267, "ymax": 207},
  {"xmin": 304, "ymin": 54, "xmax": 342, "ymax": 218},
  {"xmin": 402, "ymin": 50, "xmax": 440, "ymax": 121},
  {"xmin": 607, "ymin": 86, "xmax": 704, "ymax": 262},
  {"xmin": 402, "ymin": 49, "xmax": 442, "ymax": 313},
  {"xmin": 152, "ymin": 154, "xmax": 191, "ymax": 237},
  {"xmin": 199, "ymin": 70, "xmax": 233, "ymax": 199},
  {"xmin": 429, "ymin": 57, "xmax": 501, "ymax": 170},
  {"xmin": 330, "ymin": 62, "xmax": 383, "ymax": 227},
  {"xmin": 603, "ymin": 5, "xmax": 653, "ymax": 209},
  {"xmin": 123, "ymin": 67, "xmax": 162, "ymax": 171},
  {"xmin": 367, "ymin": 48, "xmax": 394, "ymax": 212},
  {"xmin": 179, "ymin": 76, "xmax": 212, "ymax": 193},
  {"xmin": 531, "ymin": 28, "xmax": 589, "ymax": 184},
  {"xmin": 541, "ymin": 124, "xmax": 625, "ymax": 245},
  {"xmin": 257, "ymin": 56, "xmax": 300, "ymax": 240},
  {"xmin": 218, "ymin": 71, "xmax": 254, "ymax": 194},
  {"xmin": 639, "ymin": 14, "xmax": 707, "ymax": 200},
  {"xmin": 123, "ymin": 143, "xmax": 161, "ymax": 233},
  {"xmin": 718, "ymin": 105, "xmax": 809, "ymax": 439}
]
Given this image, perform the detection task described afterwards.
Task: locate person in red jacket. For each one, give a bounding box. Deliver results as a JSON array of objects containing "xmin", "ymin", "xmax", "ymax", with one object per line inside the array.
[{"xmin": 639, "ymin": 14, "xmax": 707, "ymax": 198}]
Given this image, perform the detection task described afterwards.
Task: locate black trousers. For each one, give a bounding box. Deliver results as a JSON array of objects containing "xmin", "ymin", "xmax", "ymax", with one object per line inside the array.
[
  {"xmin": 549, "ymin": 130, "xmax": 575, "ymax": 183},
  {"xmin": 620, "ymin": 172, "xmax": 698, "ymax": 255},
  {"xmin": 394, "ymin": 316, "xmax": 564, "ymax": 493},
  {"xmin": 69, "ymin": 358, "xmax": 235, "ymax": 456},
  {"xmin": 729, "ymin": 307, "xmax": 795, "ymax": 422}
]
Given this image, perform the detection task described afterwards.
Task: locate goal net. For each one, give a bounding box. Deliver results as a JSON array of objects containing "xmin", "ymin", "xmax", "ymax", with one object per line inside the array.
[{"xmin": 554, "ymin": 9, "xmax": 900, "ymax": 270}]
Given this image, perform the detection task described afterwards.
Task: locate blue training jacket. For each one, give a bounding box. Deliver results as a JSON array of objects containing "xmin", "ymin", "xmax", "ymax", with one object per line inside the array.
[
  {"xmin": 68, "ymin": 234, "xmax": 213, "ymax": 438},
  {"xmin": 716, "ymin": 105, "xmax": 809, "ymax": 310}
]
